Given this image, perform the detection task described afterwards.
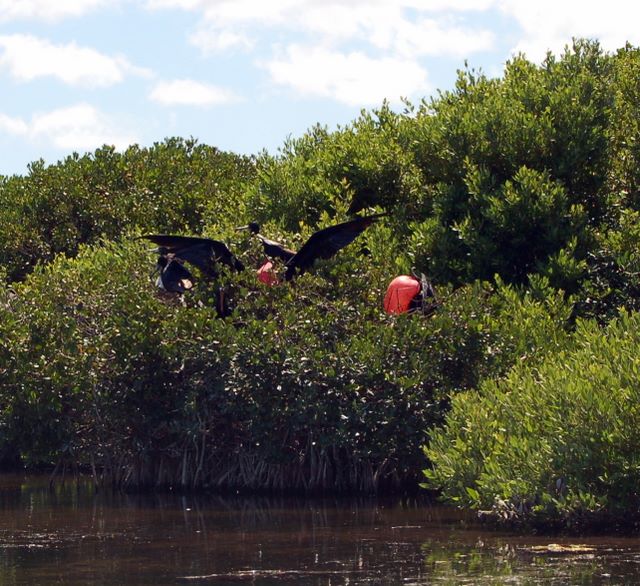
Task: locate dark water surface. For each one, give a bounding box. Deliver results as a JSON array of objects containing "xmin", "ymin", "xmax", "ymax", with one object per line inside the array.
[{"xmin": 0, "ymin": 475, "xmax": 639, "ymax": 585}]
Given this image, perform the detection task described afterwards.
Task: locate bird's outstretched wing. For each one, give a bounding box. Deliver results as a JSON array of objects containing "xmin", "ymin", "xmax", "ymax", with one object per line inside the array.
[
  {"xmin": 235, "ymin": 223, "xmax": 297, "ymax": 263},
  {"xmin": 256, "ymin": 234, "xmax": 296, "ymax": 263},
  {"xmin": 284, "ymin": 213, "xmax": 386, "ymax": 280},
  {"xmin": 140, "ymin": 234, "xmax": 244, "ymax": 274}
]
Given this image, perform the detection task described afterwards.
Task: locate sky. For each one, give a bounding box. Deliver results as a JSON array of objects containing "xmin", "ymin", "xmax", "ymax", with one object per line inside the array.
[{"xmin": 1, "ymin": 0, "xmax": 640, "ymax": 177}]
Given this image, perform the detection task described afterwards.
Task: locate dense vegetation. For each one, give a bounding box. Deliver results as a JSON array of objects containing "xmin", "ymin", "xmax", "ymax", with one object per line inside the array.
[
  {"xmin": 426, "ymin": 311, "xmax": 640, "ymax": 531},
  {"xmin": 1, "ymin": 39, "xmax": 640, "ymax": 528}
]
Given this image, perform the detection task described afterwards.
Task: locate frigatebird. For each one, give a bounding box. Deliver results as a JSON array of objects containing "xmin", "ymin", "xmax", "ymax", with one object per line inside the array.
[
  {"xmin": 235, "ymin": 222, "xmax": 296, "ymax": 263},
  {"xmin": 383, "ymin": 271, "xmax": 438, "ymax": 316},
  {"xmin": 283, "ymin": 213, "xmax": 386, "ymax": 281},
  {"xmin": 139, "ymin": 234, "xmax": 245, "ymax": 277},
  {"xmin": 236, "ymin": 214, "xmax": 386, "ymax": 281},
  {"xmin": 238, "ymin": 214, "xmax": 386, "ymax": 281},
  {"xmin": 409, "ymin": 272, "xmax": 438, "ymax": 314},
  {"xmin": 139, "ymin": 234, "xmax": 242, "ymax": 318},
  {"xmin": 154, "ymin": 255, "xmax": 194, "ymax": 294}
]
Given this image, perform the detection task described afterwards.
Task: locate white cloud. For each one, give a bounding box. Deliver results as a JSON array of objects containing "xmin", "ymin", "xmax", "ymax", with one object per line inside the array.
[
  {"xmin": 0, "ymin": 34, "xmax": 151, "ymax": 87},
  {"xmin": 0, "ymin": 113, "xmax": 28, "ymax": 135},
  {"xmin": 265, "ymin": 45, "xmax": 429, "ymax": 106},
  {"xmin": 31, "ymin": 104, "xmax": 138, "ymax": 150},
  {"xmin": 0, "ymin": 104, "xmax": 138, "ymax": 151},
  {"xmin": 148, "ymin": 0, "xmax": 497, "ymax": 58},
  {"xmin": 152, "ymin": 0, "xmax": 298, "ymax": 27},
  {"xmin": 145, "ymin": 0, "xmax": 199, "ymax": 9},
  {"xmin": 498, "ymin": 0, "xmax": 640, "ymax": 61},
  {"xmin": 378, "ymin": 16, "xmax": 495, "ymax": 58},
  {"xmin": 294, "ymin": 2, "xmax": 495, "ymax": 53},
  {"xmin": 188, "ymin": 29, "xmax": 254, "ymax": 53},
  {"xmin": 410, "ymin": 0, "xmax": 495, "ymax": 9},
  {"xmin": 0, "ymin": 0, "xmax": 110, "ymax": 22},
  {"xmin": 147, "ymin": 0, "xmax": 496, "ymax": 24},
  {"xmin": 149, "ymin": 79, "xmax": 240, "ymax": 106},
  {"xmin": 146, "ymin": 0, "xmax": 494, "ymax": 108},
  {"xmin": 150, "ymin": 0, "xmax": 640, "ymax": 65}
]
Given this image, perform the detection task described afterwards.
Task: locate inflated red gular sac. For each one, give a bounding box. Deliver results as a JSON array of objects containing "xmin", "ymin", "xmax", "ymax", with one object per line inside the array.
[{"xmin": 384, "ymin": 273, "xmax": 437, "ymax": 315}]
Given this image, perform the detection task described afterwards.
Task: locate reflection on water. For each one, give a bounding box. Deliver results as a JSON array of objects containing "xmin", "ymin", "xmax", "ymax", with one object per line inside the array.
[{"xmin": 0, "ymin": 474, "xmax": 638, "ymax": 584}]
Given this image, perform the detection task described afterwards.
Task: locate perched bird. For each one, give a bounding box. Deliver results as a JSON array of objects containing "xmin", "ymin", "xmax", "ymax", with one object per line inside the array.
[
  {"xmin": 235, "ymin": 222, "xmax": 296, "ymax": 263},
  {"xmin": 139, "ymin": 234, "xmax": 245, "ymax": 277},
  {"xmin": 283, "ymin": 213, "xmax": 386, "ymax": 281},
  {"xmin": 409, "ymin": 272, "xmax": 437, "ymax": 314},
  {"xmin": 383, "ymin": 272, "xmax": 437, "ymax": 315},
  {"xmin": 139, "ymin": 234, "xmax": 242, "ymax": 319},
  {"xmin": 154, "ymin": 255, "xmax": 194, "ymax": 294}
]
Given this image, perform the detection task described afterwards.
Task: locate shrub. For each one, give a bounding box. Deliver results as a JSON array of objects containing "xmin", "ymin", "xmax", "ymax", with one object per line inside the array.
[
  {"xmin": 0, "ymin": 225, "xmax": 571, "ymax": 491},
  {"xmin": 0, "ymin": 138, "xmax": 255, "ymax": 281},
  {"xmin": 424, "ymin": 311, "xmax": 640, "ymax": 529}
]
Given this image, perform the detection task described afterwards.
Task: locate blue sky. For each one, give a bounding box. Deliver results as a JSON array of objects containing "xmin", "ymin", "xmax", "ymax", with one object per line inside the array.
[{"xmin": 1, "ymin": 0, "xmax": 639, "ymax": 177}]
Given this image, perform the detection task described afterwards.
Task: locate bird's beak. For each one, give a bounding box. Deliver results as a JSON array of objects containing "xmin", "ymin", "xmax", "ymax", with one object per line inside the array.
[{"xmin": 235, "ymin": 225, "xmax": 250, "ymax": 231}]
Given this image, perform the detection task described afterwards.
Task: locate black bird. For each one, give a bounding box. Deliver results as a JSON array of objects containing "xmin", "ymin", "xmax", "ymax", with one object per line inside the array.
[
  {"xmin": 409, "ymin": 272, "xmax": 438, "ymax": 315},
  {"xmin": 154, "ymin": 255, "xmax": 194, "ymax": 293},
  {"xmin": 284, "ymin": 213, "xmax": 386, "ymax": 281},
  {"xmin": 139, "ymin": 234, "xmax": 245, "ymax": 277},
  {"xmin": 235, "ymin": 222, "xmax": 296, "ymax": 263},
  {"xmin": 140, "ymin": 234, "xmax": 242, "ymax": 319}
]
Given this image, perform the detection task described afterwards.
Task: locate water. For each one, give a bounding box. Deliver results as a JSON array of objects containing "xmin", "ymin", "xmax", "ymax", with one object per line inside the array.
[{"xmin": 0, "ymin": 474, "xmax": 639, "ymax": 585}]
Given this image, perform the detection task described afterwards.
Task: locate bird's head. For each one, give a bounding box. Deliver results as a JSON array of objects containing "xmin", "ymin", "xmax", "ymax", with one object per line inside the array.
[
  {"xmin": 235, "ymin": 222, "xmax": 260, "ymax": 235},
  {"xmin": 150, "ymin": 254, "xmax": 168, "ymax": 278}
]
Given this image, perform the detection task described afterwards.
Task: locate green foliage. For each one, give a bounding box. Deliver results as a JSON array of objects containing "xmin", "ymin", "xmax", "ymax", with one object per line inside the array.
[
  {"xmin": 395, "ymin": 40, "xmax": 612, "ymax": 289},
  {"xmin": 607, "ymin": 44, "xmax": 640, "ymax": 208},
  {"xmin": 246, "ymin": 105, "xmax": 423, "ymax": 231},
  {"xmin": 0, "ymin": 138, "xmax": 255, "ymax": 281},
  {"xmin": 3, "ymin": 38, "xmax": 640, "ymax": 512},
  {"xmin": 425, "ymin": 311, "xmax": 640, "ymax": 529},
  {"xmin": 0, "ymin": 226, "xmax": 571, "ymax": 491}
]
